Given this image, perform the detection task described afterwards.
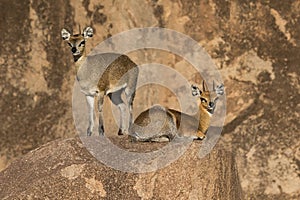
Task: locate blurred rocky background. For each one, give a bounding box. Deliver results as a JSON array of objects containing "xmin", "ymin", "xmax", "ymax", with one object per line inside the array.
[{"xmin": 0, "ymin": 0, "xmax": 299, "ymax": 199}]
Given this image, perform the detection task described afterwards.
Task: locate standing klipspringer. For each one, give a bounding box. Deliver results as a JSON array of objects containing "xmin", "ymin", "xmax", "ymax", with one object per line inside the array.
[{"xmin": 61, "ymin": 27, "xmax": 139, "ymax": 136}]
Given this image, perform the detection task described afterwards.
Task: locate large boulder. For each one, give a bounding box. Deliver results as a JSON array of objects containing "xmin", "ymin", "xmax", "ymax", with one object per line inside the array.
[{"xmin": 0, "ymin": 136, "xmax": 242, "ymax": 199}]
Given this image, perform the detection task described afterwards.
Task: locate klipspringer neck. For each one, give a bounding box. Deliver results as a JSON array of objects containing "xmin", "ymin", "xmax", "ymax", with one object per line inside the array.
[
  {"xmin": 74, "ymin": 51, "xmax": 87, "ymax": 72},
  {"xmin": 193, "ymin": 106, "xmax": 212, "ymax": 133}
]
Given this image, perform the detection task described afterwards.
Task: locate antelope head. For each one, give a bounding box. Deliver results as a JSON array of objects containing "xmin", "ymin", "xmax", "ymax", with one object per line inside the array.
[
  {"xmin": 61, "ymin": 26, "xmax": 93, "ymax": 62},
  {"xmin": 191, "ymin": 81, "xmax": 224, "ymax": 114}
]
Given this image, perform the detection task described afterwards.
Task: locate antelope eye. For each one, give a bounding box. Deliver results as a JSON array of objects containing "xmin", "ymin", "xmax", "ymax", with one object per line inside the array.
[
  {"xmin": 68, "ymin": 43, "xmax": 72, "ymax": 47},
  {"xmin": 79, "ymin": 41, "xmax": 85, "ymax": 47},
  {"xmin": 200, "ymin": 98, "xmax": 207, "ymax": 103}
]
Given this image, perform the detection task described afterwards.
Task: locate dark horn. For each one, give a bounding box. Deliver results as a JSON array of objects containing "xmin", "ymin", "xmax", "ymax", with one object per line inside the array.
[{"xmin": 202, "ymin": 80, "xmax": 206, "ymax": 92}]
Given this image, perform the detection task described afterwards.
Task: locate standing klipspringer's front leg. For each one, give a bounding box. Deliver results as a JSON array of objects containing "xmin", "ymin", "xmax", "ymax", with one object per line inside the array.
[
  {"xmin": 125, "ymin": 88, "xmax": 136, "ymax": 129},
  {"xmin": 86, "ymin": 95, "xmax": 95, "ymax": 136}
]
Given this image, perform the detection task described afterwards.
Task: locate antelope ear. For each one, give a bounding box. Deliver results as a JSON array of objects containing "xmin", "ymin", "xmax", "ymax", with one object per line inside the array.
[
  {"xmin": 61, "ymin": 28, "xmax": 71, "ymax": 41},
  {"xmin": 191, "ymin": 85, "xmax": 202, "ymax": 96},
  {"xmin": 215, "ymin": 84, "xmax": 225, "ymax": 96},
  {"xmin": 83, "ymin": 27, "xmax": 93, "ymax": 39}
]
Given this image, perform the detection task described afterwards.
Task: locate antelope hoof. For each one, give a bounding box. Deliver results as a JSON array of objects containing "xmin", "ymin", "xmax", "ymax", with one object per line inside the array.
[
  {"xmin": 118, "ymin": 129, "xmax": 129, "ymax": 135},
  {"xmin": 98, "ymin": 126, "xmax": 104, "ymax": 136},
  {"xmin": 87, "ymin": 128, "xmax": 92, "ymax": 136},
  {"xmin": 198, "ymin": 135, "xmax": 206, "ymax": 140},
  {"xmin": 196, "ymin": 131, "xmax": 206, "ymax": 140},
  {"xmin": 117, "ymin": 129, "xmax": 123, "ymax": 135}
]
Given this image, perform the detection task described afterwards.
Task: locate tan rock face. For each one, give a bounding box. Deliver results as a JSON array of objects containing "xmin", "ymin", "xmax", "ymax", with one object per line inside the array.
[{"xmin": 0, "ymin": 0, "xmax": 299, "ymax": 199}]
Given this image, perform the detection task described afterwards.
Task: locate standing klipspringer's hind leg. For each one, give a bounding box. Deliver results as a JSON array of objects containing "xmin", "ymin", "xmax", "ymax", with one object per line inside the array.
[
  {"xmin": 108, "ymin": 90, "xmax": 129, "ymax": 135},
  {"xmin": 125, "ymin": 88, "xmax": 136, "ymax": 128},
  {"xmin": 97, "ymin": 93, "xmax": 105, "ymax": 136},
  {"xmin": 86, "ymin": 95, "xmax": 95, "ymax": 136}
]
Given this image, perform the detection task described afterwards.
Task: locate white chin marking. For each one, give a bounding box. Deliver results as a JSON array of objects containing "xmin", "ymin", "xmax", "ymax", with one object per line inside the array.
[
  {"xmin": 73, "ymin": 52, "xmax": 80, "ymax": 56},
  {"xmin": 206, "ymin": 110, "xmax": 213, "ymax": 116},
  {"xmin": 77, "ymin": 56, "xmax": 83, "ymax": 61}
]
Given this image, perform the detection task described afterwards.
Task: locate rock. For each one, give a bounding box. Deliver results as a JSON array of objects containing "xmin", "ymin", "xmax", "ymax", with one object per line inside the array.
[{"xmin": 0, "ymin": 137, "xmax": 242, "ymax": 199}]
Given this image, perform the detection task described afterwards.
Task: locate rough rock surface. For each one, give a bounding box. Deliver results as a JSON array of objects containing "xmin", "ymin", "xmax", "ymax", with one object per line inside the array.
[
  {"xmin": 0, "ymin": 137, "xmax": 242, "ymax": 199},
  {"xmin": 0, "ymin": 0, "xmax": 299, "ymax": 199}
]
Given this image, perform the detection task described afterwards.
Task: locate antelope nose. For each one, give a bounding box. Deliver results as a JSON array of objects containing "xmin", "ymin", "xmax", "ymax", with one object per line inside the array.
[
  {"xmin": 209, "ymin": 102, "xmax": 214, "ymax": 108},
  {"xmin": 71, "ymin": 47, "xmax": 77, "ymax": 53}
]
